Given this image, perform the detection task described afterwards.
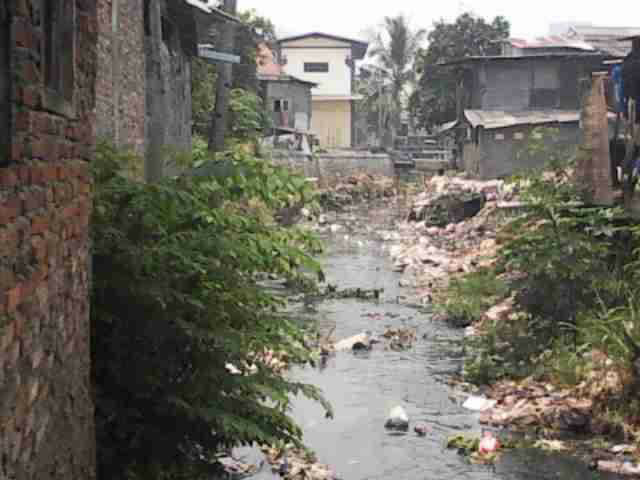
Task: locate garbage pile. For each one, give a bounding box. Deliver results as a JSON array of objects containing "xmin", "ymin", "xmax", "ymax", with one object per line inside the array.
[
  {"xmin": 317, "ymin": 173, "xmax": 397, "ymax": 211},
  {"xmin": 380, "ymin": 174, "xmax": 518, "ymax": 300}
]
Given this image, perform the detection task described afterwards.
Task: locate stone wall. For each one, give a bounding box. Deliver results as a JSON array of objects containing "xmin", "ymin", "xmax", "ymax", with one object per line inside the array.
[
  {"xmin": 270, "ymin": 150, "xmax": 393, "ymax": 181},
  {"xmin": 96, "ymin": 0, "xmax": 146, "ymax": 156},
  {"xmin": 1, "ymin": 1, "xmax": 97, "ymax": 478}
]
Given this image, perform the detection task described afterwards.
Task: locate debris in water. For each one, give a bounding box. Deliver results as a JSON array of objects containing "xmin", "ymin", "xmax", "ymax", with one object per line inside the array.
[
  {"xmin": 385, "ymin": 405, "xmax": 410, "ymax": 431},
  {"xmin": 462, "ymin": 395, "xmax": 497, "ymax": 412}
]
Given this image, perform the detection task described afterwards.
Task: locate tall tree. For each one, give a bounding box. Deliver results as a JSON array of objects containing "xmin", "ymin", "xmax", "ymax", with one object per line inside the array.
[
  {"xmin": 368, "ymin": 15, "xmax": 426, "ymax": 142},
  {"xmin": 410, "ymin": 13, "xmax": 510, "ymax": 129}
]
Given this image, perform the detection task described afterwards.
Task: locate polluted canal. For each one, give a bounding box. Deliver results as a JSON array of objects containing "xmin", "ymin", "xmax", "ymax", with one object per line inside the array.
[{"xmin": 240, "ymin": 200, "xmax": 622, "ymax": 480}]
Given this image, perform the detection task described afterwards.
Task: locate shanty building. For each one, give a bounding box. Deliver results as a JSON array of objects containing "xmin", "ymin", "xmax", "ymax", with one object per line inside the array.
[{"xmin": 440, "ymin": 38, "xmax": 616, "ymax": 179}]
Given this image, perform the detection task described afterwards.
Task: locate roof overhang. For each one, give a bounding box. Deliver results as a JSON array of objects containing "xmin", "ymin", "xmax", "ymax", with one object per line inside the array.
[
  {"xmin": 278, "ymin": 32, "xmax": 369, "ymax": 59},
  {"xmin": 184, "ymin": 0, "xmax": 242, "ymax": 23},
  {"xmin": 258, "ymin": 74, "xmax": 318, "ymax": 87},
  {"xmin": 198, "ymin": 45, "xmax": 241, "ymax": 64},
  {"xmin": 438, "ymin": 52, "xmax": 615, "ymax": 67},
  {"xmin": 462, "ymin": 109, "xmax": 618, "ymax": 130}
]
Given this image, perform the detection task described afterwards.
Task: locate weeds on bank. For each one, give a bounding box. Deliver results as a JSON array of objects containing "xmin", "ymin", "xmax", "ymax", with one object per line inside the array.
[{"xmin": 437, "ymin": 129, "xmax": 640, "ymax": 423}]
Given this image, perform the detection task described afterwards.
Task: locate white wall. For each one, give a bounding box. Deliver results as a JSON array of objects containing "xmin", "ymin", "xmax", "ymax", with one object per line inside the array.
[{"xmin": 281, "ymin": 37, "xmax": 352, "ymax": 97}]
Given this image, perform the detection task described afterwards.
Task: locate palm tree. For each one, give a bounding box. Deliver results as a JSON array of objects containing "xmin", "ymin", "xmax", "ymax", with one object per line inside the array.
[{"xmin": 368, "ymin": 15, "xmax": 426, "ymax": 143}]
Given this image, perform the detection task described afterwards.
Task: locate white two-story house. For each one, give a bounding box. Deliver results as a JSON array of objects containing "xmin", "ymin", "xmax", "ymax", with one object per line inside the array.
[{"xmin": 278, "ymin": 32, "xmax": 368, "ymax": 149}]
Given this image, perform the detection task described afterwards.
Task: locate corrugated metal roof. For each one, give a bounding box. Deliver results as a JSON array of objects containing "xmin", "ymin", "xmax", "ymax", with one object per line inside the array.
[
  {"xmin": 464, "ymin": 110, "xmax": 581, "ymax": 130},
  {"xmin": 438, "ymin": 120, "xmax": 460, "ymax": 134},
  {"xmin": 507, "ymin": 36, "xmax": 595, "ymax": 51},
  {"xmin": 439, "ymin": 52, "xmax": 609, "ymax": 66}
]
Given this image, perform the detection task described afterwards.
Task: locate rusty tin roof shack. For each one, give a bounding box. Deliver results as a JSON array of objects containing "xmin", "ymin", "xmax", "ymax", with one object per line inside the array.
[{"xmin": 439, "ymin": 53, "xmax": 613, "ymax": 114}]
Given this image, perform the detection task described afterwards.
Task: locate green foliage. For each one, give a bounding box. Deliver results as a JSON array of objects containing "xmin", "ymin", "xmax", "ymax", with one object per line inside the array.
[
  {"xmin": 191, "ymin": 58, "xmax": 217, "ymax": 137},
  {"xmin": 228, "ymin": 88, "xmax": 272, "ymax": 142},
  {"xmin": 437, "ymin": 270, "xmax": 507, "ymax": 327},
  {"xmin": 190, "ymin": 10, "xmax": 276, "ymax": 136},
  {"xmin": 92, "ymin": 143, "xmax": 331, "ymax": 479},
  {"xmin": 461, "ymin": 129, "xmax": 640, "ymax": 388},
  {"xmin": 411, "ymin": 13, "xmax": 510, "ymax": 128},
  {"xmin": 233, "ymin": 10, "xmax": 278, "ymax": 92}
]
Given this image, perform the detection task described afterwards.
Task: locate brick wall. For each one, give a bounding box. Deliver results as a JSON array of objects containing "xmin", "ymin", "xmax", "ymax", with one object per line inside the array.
[
  {"xmin": 96, "ymin": 0, "xmax": 146, "ymax": 156},
  {"xmin": 0, "ymin": 1, "xmax": 97, "ymax": 478}
]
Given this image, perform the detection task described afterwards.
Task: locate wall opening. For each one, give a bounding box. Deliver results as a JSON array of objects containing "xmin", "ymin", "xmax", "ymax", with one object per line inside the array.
[{"xmin": 0, "ymin": 0, "xmax": 9, "ymax": 165}]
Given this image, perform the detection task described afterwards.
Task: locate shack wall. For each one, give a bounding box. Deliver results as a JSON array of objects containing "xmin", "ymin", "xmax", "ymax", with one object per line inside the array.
[
  {"xmin": 466, "ymin": 122, "xmax": 582, "ymax": 179},
  {"xmin": 264, "ymin": 81, "xmax": 313, "ymax": 131}
]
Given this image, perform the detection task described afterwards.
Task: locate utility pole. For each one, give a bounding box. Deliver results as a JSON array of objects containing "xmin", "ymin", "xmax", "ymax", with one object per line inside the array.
[{"xmin": 208, "ymin": 0, "xmax": 237, "ymax": 152}]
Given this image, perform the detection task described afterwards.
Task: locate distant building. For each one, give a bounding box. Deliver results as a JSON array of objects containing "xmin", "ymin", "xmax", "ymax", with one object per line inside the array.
[
  {"xmin": 278, "ymin": 32, "xmax": 369, "ymax": 149},
  {"xmin": 440, "ymin": 50, "xmax": 614, "ymax": 178},
  {"xmin": 564, "ymin": 25, "xmax": 640, "ymax": 57},
  {"xmin": 257, "ymin": 44, "xmax": 316, "ymax": 134}
]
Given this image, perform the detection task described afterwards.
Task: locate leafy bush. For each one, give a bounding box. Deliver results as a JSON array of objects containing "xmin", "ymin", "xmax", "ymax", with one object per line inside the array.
[
  {"xmin": 92, "ymin": 143, "xmax": 331, "ymax": 479},
  {"xmin": 461, "ymin": 128, "xmax": 640, "ymax": 387},
  {"xmin": 437, "ymin": 270, "xmax": 507, "ymax": 327}
]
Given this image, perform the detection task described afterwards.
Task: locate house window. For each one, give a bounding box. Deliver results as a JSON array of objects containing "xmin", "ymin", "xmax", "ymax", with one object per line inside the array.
[
  {"xmin": 274, "ymin": 99, "xmax": 290, "ymax": 112},
  {"xmin": 495, "ymin": 133, "xmax": 505, "ymax": 140},
  {"xmin": 42, "ymin": 0, "xmax": 75, "ymax": 115},
  {"xmin": 0, "ymin": 0, "xmax": 9, "ymax": 165},
  {"xmin": 514, "ymin": 132, "xmax": 524, "ymax": 140},
  {"xmin": 304, "ymin": 62, "xmax": 329, "ymax": 73}
]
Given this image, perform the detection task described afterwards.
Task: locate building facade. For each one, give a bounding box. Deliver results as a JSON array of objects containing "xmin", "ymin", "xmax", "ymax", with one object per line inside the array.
[
  {"xmin": 278, "ymin": 33, "xmax": 368, "ymax": 149},
  {"xmin": 1, "ymin": 1, "xmax": 97, "ymax": 478}
]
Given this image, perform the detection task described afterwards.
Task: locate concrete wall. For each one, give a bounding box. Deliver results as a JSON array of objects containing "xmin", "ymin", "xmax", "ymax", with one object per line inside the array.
[
  {"xmin": 96, "ymin": 0, "xmax": 146, "ymax": 156},
  {"xmin": 269, "ymin": 150, "xmax": 393, "ymax": 180},
  {"xmin": 312, "ymin": 99, "xmax": 351, "ymax": 148},
  {"xmin": 1, "ymin": 1, "xmax": 97, "ymax": 478},
  {"xmin": 462, "ymin": 122, "xmax": 582, "ymax": 179},
  {"xmin": 280, "ymin": 37, "xmax": 353, "ymax": 96},
  {"xmin": 145, "ymin": 0, "xmax": 193, "ymax": 180},
  {"xmin": 264, "ymin": 80, "xmax": 313, "ymax": 131}
]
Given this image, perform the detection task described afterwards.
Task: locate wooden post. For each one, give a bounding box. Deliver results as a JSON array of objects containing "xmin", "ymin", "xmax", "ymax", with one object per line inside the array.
[
  {"xmin": 208, "ymin": 0, "xmax": 237, "ymax": 152},
  {"xmin": 578, "ymin": 73, "xmax": 615, "ymax": 205}
]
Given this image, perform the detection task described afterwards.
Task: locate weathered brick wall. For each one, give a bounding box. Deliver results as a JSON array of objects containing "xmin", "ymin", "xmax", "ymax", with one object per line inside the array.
[
  {"xmin": 1, "ymin": 1, "xmax": 97, "ymax": 478},
  {"xmin": 96, "ymin": 0, "xmax": 146, "ymax": 156}
]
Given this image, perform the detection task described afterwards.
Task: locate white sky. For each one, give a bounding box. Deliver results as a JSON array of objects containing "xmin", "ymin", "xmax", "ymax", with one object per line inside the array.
[{"xmin": 239, "ymin": 0, "xmax": 638, "ymax": 45}]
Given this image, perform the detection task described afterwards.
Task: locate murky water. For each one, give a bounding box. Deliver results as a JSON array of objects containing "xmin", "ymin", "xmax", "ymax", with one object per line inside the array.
[{"xmin": 243, "ymin": 204, "xmax": 620, "ymax": 480}]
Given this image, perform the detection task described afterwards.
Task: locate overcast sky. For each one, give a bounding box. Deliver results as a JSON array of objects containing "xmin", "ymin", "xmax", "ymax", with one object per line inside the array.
[{"xmin": 239, "ymin": 0, "xmax": 636, "ymax": 45}]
